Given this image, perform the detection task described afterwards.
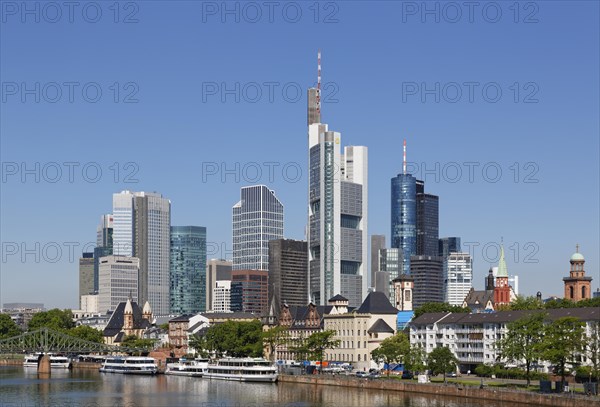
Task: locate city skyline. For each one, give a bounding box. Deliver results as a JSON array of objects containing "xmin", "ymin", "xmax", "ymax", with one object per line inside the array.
[{"xmin": 1, "ymin": 3, "xmax": 599, "ymax": 308}]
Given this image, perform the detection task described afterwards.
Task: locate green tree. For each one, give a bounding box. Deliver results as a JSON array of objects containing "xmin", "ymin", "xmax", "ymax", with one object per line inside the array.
[
  {"xmin": 586, "ymin": 321, "xmax": 600, "ymax": 381},
  {"xmin": 540, "ymin": 317, "xmax": 586, "ymax": 385},
  {"xmin": 497, "ymin": 312, "xmax": 545, "ymax": 386},
  {"xmin": 121, "ymin": 334, "xmax": 157, "ymax": 352},
  {"xmin": 427, "ymin": 346, "xmax": 458, "ymax": 382},
  {"xmin": 189, "ymin": 334, "xmax": 210, "ymax": 358},
  {"xmin": 294, "ymin": 330, "xmax": 340, "ymax": 371},
  {"xmin": 262, "ymin": 326, "xmax": 289, "ymax": 362},
  {"xmin": 508, "ymin": 295, "xmax": 545, "ymax": 311},
  {"xmin": 0, "ymin": 313, "xmax": 21, "ymax": 339},
  {"xmin": 159, "ymin": 323, "xmax": 170, "ymax": 331},
  {"xmin": 203, "ymin": 320, "xmax": 263, "ymax": 358},
  {"xmin": 370, "ymin": 332, "xmax": 410, "ymax": 376},
  {"xmin": 68, "ymin": 325, "xmax": 103, "ymax": 343},
  {"xmin": 28, "ymin": 309, "xmax": 74, "ymax": 331},
  {"xmin": 413, "ymin": 303, "xmax": 469, "ymax": 319},
  {"xmin": 404, "ymin": 344, "xmax": 427, "ymax": 374}
]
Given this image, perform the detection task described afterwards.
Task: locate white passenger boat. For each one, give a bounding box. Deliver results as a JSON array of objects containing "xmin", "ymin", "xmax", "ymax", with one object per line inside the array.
[
  {"xmin": 23, "ymin": 354, "xmax": 71, "ymax": 369},
  {"xmin": 204, "ymin": 358, "xmax": 278, "ymax": 382},
  {"xmin": 165, "ymin": 358, "xmax": 209, "ymax": 377},
  {"xmin": 99, "ymin": 356, "xmax": 158, "ymax": 375}
]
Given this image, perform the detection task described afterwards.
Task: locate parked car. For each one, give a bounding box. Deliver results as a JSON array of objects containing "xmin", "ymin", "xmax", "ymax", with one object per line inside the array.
[
  {"xmin": 368, "ymin": 371, "xmax": 381, "ymax": 379},
  {"xmin": 401, "ymin": 371, "xmax": 414, "ymax": 379},
  {"xmin": 447, "ymin": 372, "xmax": 457, "ymax": 378},
  {"xmin": 355, "ymin": 371, "xmax": 369, "ymax": 378}
]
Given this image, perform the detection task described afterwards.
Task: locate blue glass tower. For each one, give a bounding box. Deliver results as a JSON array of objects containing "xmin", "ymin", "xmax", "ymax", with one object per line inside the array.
[
  {"xmin": 170, "ymin": 226, "xmax": 207, "ymax": 314},
  {"xmin": 391, "ymin": 173, "xmax": 417, "ymax": 276}
]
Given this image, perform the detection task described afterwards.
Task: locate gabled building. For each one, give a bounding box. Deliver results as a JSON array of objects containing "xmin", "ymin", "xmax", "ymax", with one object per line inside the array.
[
  {"xmin": 168, "ymin": 313, "xmax": 210, "ymax": 351},
  {"xmin": 103, "ymin": 298, "xmax": 153, "ymax": 345}
]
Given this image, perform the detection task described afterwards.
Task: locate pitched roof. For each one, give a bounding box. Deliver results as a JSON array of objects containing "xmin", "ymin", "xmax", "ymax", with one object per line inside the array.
[
  {"xmin": 329, "ymin": 294, "xmax": 348, "ymax": 302},
  {"xmin": 410, "ymin": 312, "xmax": 451, "ymax": 326},
  {"xmin": 368, "ymin": 318, "xmax": 394, "ymax": 334},
  {"xmin": 463, "ymin": 288, "xmax": 494, "ymax": 307},
  {"xmin": 356, "ymin": 291, "xmax": 399, "ymax": 314},
  {"xmin": 103, "ymin": 301, "xmax": 151, "ymax": 337},
  {"xmin": 169, "ymin": 314, "xmax": 194, "ymax": 322}
]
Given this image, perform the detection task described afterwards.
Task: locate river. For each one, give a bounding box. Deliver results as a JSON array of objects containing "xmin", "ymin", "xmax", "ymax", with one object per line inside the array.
[{"xmin": 0, "ymin": 366, "xmax": 513, "ymax": 407}]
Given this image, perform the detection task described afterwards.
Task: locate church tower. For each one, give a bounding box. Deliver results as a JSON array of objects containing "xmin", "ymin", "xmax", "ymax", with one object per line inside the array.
[
  {"xmin": 493, "ymin": 245, "xmax": 511, "ymax": 306},
  {"xmin": 393, "ymin": 275, "xmax": 414, "ymax": 311},
  {"xmin": 563, "ymin": 245, "xmax": 592, "ymax": 301}
]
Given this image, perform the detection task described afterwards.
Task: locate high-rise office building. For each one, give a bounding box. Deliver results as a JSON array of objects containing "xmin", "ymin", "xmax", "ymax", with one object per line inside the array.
[
  {"xmin": 410, "ymin": 255, "xmax": 444, "ymax": 308},
  {"xmin": 391, "ymin": 173, "xmax": 417, "ymax": 276},
  {"xmin": 170, "ymin": 226, "xmax": 207, "ymax": 315},
  {"xmin": 98, "ymin": 255, "xmax": 139, "ymax": 312},
  {"xmin": 377, "ymin": 248, "xmax": 403, "ymax": 302},
  {"xmin": 79, "ymin": 252, "xmax": 95, "ymax": 306},
  {"xmin": 112, "ymin": 190, "xmax": 171, "ymax": 315},
  {"xmin": 416, "ymin": 192, "xmax": 439, "ymax": 256},
  {"xmin": 370, "ymin": 235, "xmax": 386, "ymax": 289},
  {"xmin": 307, "ymin": 53, "xmax": 368, "ymax": 307},
  {"xmin": 206, "ymin": 259, "xmax": 232, "ymax": 311},
  {"xmin": 444, "ymin": 252, "xmax": 473, "ymax": 306},
  {"xmin": 97, "ymin": 214, "xmax": 113, "ymax": 248},
  {"xmin": 230, "ymin": 269, "xmax": 268, "ymax": 314},
  {"xmin": 232, "ymin": 185, "xmax": 284, "ymax": 271},
  {"xmin": 438, "ymin": 237, "xmax": 461, "ymax": 258},
  {"xmin": 212, "ymin": 280, "xmax": 231, "ymax": 312},
  {"xmin": 268, "ymin": 239, "xmax": 308, "ymax": 312}
]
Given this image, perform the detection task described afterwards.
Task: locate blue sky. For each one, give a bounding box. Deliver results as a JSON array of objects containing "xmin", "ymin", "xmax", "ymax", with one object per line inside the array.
[{"xmin": 1, "ymin": 1, "xmax": 598, "ymax": 308}]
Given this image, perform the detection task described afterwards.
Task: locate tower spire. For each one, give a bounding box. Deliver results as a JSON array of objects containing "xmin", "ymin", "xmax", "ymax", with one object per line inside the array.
[
  {"xmin": 316, "ymin": 49, "xmax": 321, "ymax": 118},
  {"xmin": 403, "ymin": 139, "xmax": 407, "ymax": 174}
]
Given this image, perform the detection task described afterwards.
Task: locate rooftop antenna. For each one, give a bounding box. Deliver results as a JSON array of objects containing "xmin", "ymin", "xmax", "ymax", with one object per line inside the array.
[
  {"xmin": 317, "ymin": 49, "xmax": 322, "ymax": 118},
  {"xmin": 403, "ymin": 139, "xmax": 407, "ymax": 174}
]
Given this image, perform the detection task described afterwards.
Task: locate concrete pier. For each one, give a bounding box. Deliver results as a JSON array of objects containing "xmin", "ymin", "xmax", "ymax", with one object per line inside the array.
[{"xmin": 37, "ymin": 355, "xmax": 51, "ymax": 374}]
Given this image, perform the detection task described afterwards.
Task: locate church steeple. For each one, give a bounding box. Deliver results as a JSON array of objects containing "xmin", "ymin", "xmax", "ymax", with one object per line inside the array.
[
  {"xmin": 564, "ymin": 244, "xmax": 592, "ymax": 301},
  {"xmin": 494, "ymin": 243, "xmax": 511, "ymax": 306}
]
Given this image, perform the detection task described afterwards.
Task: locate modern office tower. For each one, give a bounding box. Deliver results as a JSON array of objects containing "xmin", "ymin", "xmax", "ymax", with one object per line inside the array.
[
  {"xmin": 112, "ymin": 190, "xmax": 171, "ymax": 315},
  {"xmin": 370, "ymin": 235, "xmax": 386, "ymax": 288},
  {"xmin": 212, "ymin": 280, "xmax": 231, "ymax": 312},
  {"xmin": 97, "ymin": 214, "xmax": 114, "ymax": 248},
  {"xmin": 230, "ymin": 269, "xmax": 268, "ymax": 314},
  {"xmin": 438, "ymin": 237, "xmax": 461, "ymax": 258},
  {"xmin": 98, "ymin": 255, "xmax": 139, "ymax": 313},
  {"xmin": 206, "ymin": 259, "xmax": 233, "ymax": 311},
  {"xmin": 391, "ymin": 172, "xmax": 417, "ymax": 275},
  {"xmin": 268, "ymin": 239, "xmax": 308, "ymax": 311},
  {"xmin": 416, "ymin": 187, "xmax": 439, "ymax": 256},
  {"xmin": 444, "ymin": 252, "xmax": 473, "ymax": 306},
  {"xmin": 377, "ymin": 248, "xmax": 403, "ymax": 302},
  {"xmin": 93, "ymin": 246, "xmax": 112, "ymax": 293},
  {"xmin": 79, "ymin": 252, "xmax": 95, "ymax": 307},
  {"xmin": 410, "ymin": 255, "xmax": 444, "ymax": 308},
  {"xmin": 170, "ymin": 226, "xmax": 207, "ymax": 315},
  {"xmin": 307, "ymin": 55, "xmax": 368, "ymax": 307},
  {"xmin": 232, "ymin": 185, "xmax": 284, "ymax": 271}
]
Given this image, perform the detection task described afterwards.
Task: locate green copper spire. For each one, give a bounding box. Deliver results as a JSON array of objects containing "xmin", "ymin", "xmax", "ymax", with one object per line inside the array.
[{"xmin": 497, "ymin": 244, "xmax": 508, "ymax": 277}]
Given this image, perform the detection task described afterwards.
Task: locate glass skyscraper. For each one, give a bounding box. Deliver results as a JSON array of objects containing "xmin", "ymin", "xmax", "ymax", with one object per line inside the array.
[
  {"xmin": 391, "ymin": 173, "xmax": 417, "ymax": 276},
  {"xmin": 232, "ymin": 185, "xmax": 283, "ymax": 271},
  {"xmin": 417, "ymin": 192, "xmax": 439, "ymax": 256},
  {"xmin": 170, "ymin": 226, "xmax": 207, "ymax": 314}
]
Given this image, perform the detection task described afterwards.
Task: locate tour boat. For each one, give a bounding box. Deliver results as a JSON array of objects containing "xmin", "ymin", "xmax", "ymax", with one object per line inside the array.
[
  {"xmin": 165, "ymin": 358, "xmax": 209, "ymax": 377},
  {"xmin": 23, "ymin": 354, "xmax": 71, "ymax": 369},
  {"xmin": 204, "ymin": 358, "xmax": 278, "ymax": 382},
  {"xmin": 99, "ymin": 356, "xmax": 158, "ymax": 375}
]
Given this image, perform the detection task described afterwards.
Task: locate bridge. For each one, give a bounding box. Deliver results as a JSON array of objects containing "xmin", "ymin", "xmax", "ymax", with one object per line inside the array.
[{"xmin": 0, "ymin": 327, "xmax": 151, "ymax": 373}]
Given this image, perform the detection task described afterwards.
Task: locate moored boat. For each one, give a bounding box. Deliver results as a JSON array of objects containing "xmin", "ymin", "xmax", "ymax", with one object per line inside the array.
[
  {"xmin": 99, "ymin": 356, "xmax": 158, "ymax": 375},
  {"xmin": 23, "ymin": 353, "xmax": 71, "ymax": 369},
  {"xmin": 165, "ymin": 358, "xmax": 209, "ymax": 377},
  {"xmin": 204, "ymin": 358, "xmax": 278, "ymax": 382}
]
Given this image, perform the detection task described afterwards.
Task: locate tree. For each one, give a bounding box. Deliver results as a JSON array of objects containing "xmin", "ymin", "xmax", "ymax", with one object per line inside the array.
[
  {"xmin": 121, "ymin": 335, "xmax": 157, "ymax": 352},
  {"xmin": 294, "ymin": 330, "xmax": 340, "ymax": 372},
  {"xmin": 262, "ymin": 326, "xmax": 289, "ymax": 362},
  {"xmin": 203, "ymin": 320, "xmax": 263, "ymax": 358},
  {"xmin": 189, "ymin": 334, "xmax": 210, "ymax": 358},
  {"xmin": 413, "ymin": 303, "xmax": 469, "ymax": 319},
  {"xmin": 586, "ymin": 321, "xmax": 600, "ymax": 381},
  {"xmin": 370, "ymin": 333, "xmax": 410, "ymax": 376},
  {"xmin": 497, "ymin": 312, "xmax": 545, "ymax": 386},
  {"xmin": 159, "ymin": 323, "xmax": 170, "ymax": 331},
  {"xmin": 427, "ymin": 346, "xmax": 458, "ymax": 382},
  {"xmin": 0, "ymin": 313, "xmax": 21, "ymax": 339},
  {"xmin": 28, "ymin": 309, "xmax": 74, "ymax": 331},
  {"xmin": 404, "ymin": 345, "xmax": 427, "ymax": 374},
  {"xmin": 540, "ymin": 317, "xmax": 586, "ymax": 385},
  {"xmin": 507, "ymin": 295, "xmax": 545, "ymax": 311},
  {"xmin": 68, "ymin": 325, "xmax": 103, "ymax": 343}
]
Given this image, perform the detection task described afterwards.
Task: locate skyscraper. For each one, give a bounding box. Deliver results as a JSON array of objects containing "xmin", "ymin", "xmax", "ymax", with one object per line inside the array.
[
  {"xmin": 307, "ymin": 52, "xmax": 368, "ymax": 307},
  {"xmin": 98, "ymin": 255, "xmax": 139, "ymax": 313},
  {"xmin": 112, "ymin": 190, "xmax": 171, "ymax": 315},
  {"xmin": 391, "ymin": 173, "xmax": 416, "ymax": 276},
  {"xmin": 268, "ymin": 239, "xmax": 308, "ymax": 312},
  {"xmin": 170, "ymin": 226, "xmax": 207, "ymax": 314},
  {"xmin": 370, "ymin": 235, "xmax": 386, "ymax": 288},
  {"xmin": 410, "ymin": 255, "xmax": 444, "ymax": 308},
  {"xmin": 230, "ymin": 269, "xmax": 268, "ymax": 314},
  {"xmin": 232, "ymin": 185, "xmax": 284, "ymax": 271},
  {"xmin": 438, "ymin": 237, "xmax": 461, "ymax": 258},
  {"xmin": 206, "ymin": 259, "xmax": 233, "ymax": 311},
  {"xmin": 212, "ymin": 280, "xmax": 231, "ymax": 312},
  {"xmin": 416, "ymin": 192, "xmax": 439, "ymax": 256},
  {"xmin": 97, "ymin": 214, "xmax": 113, "ymax": 248},
  {"xmin": 444, "ymin": 252, "xmax": 473, "ymax": 306},
  {"xmin": 79, "ymin": 252, "xmax": 95, "ymax": 306},
  {"xmin": 377, "ymin": 248, "xmax": 403, "ymax": 302}
]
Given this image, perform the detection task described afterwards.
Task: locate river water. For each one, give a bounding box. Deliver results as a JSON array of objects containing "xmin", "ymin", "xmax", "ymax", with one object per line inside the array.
[{"xmin": 0, "ymin": 366, "xmax": 511, "ymax": 407}]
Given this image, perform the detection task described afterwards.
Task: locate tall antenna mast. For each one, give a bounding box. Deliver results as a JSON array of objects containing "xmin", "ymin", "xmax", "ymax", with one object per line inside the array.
[
  {"xmin": 316, "ymin": 49, "xmax": 321, "ymax": 117},
  {"xmin": 403, "ymin": 139, "xmax": 407, "ymax": 174}
]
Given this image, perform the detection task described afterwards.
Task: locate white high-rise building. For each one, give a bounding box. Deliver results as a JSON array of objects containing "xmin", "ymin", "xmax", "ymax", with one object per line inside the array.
[
  {"xmin": 444, "ymin": 252, "xmax": 473, "ymax": 306},
  {"xmin": 307, "ymin": 55, "xmax": 368, "ymax": 308},
  {"xmin": 232, "ymin": 185, "xmax": 283, "ymax": 271},
  {"xmin": 98, "ymin": 256, "xmax": 139, "ymax": 312},
  {"xmin": 112, "ymin": 190, "xmax": 171, "ymax": 316},
  {"xmin": 212, "ymin": 280, "xmax": 232, "ymax": 312}
]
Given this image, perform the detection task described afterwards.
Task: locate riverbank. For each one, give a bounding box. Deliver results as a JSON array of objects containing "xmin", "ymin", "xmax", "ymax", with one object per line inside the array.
[{"xmin": 279, "ymin": 374, "xmax": 595, "ymax": 407}]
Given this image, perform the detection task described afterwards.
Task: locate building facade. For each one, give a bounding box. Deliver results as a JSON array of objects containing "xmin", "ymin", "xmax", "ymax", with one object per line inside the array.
[
  {"xmin": 230, "ymin": 269, "xmax": 268, "ymax": 314},
  {"xmin": 444, "ymin": 252, "xmax": 473, "ymax": 306},
  {"xmin": 370, "ymin": 235, "xmax": 386, "ymax": 289},
  {"xmin": 563, "ymin": 246, "xmax": 593, "ymax": 301},
  {"xmin": 377, "ymin": 248, "xmax": 403, "ymax": 302},
  {"xmin": 212, "ymin": 280, "xmax": 231, "ymax": 312},
  {"xmin": 98, "ymin": 255, "xmax": 140, "ymax": 313},
  {"xmin": 416, "ymin": 187, "xmax": 439, "ymax": 257},
  {"xmin": 410, "ymin": 255, "xmax": 444, "ymax": 308},
  {"xmin": 170, "ymin": 226, "xmax": 207, "ymax": 314},
  {"xmin": 438, "ymin": 237, "xmax": 461, "ymax": 258},
  {"xmin": 206, "ymin": 259, "xmax": 232, "ymax": 311},
  {"xmin": 268, "ymin": 239, "xmax": 308, "ymax": 311},
  {"xmin": 391, "ymin": 173, "xmax": 417, "ymax": 276},
  {"xmin": 79, "ymin": 252, "xmax": 95, "ymax": 306},
  {"xmin": 232, "ymin": 185, "xmax": 284, "ymax": 272}
]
